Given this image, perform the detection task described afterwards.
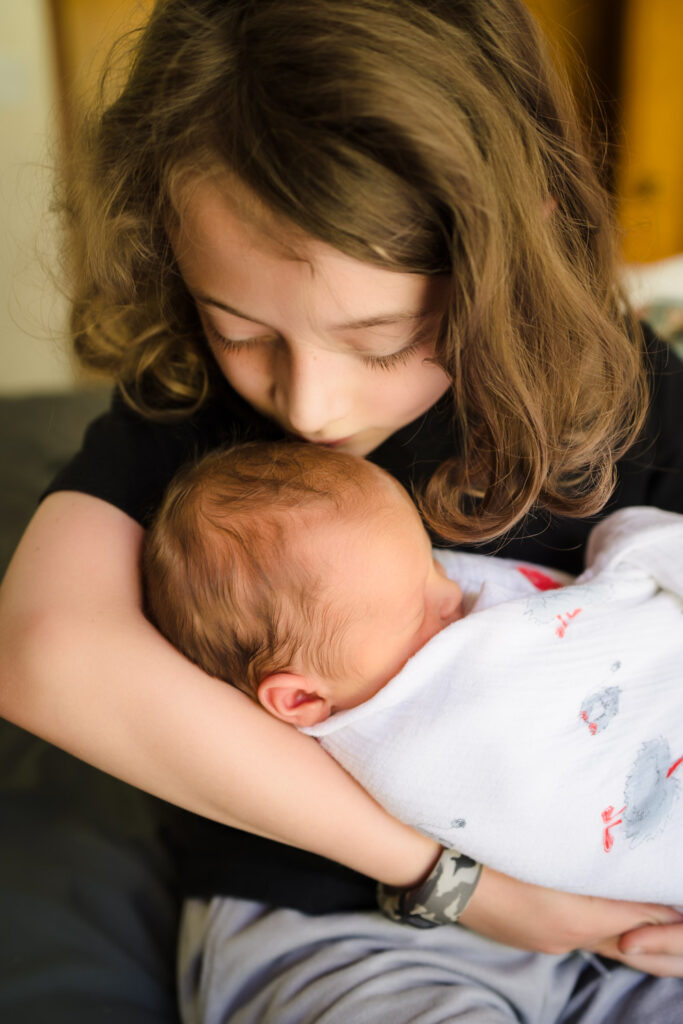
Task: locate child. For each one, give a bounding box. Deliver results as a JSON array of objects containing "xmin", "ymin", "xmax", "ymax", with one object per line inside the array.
[
  {"xmin": 2, "ymin": 0, "xmax": 683, "ymax": 1019},
  {"xmin": 145, "ymin": 440, "xmax": 683, "ymax": 905}
]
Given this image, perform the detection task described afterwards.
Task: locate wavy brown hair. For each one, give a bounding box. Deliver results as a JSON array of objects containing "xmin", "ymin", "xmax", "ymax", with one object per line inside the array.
[{"xmin": 60, "ymin": 0, "xmax": 648, "ymax": 542}]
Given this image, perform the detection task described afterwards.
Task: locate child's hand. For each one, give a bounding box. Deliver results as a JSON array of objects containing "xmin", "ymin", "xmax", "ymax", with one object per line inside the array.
[
  {"xmin": 592, "ymin": 921, "xmax": 683, "ymax": 977},
  {"xmin": 458, "ymin": 866, "xmax": 683, "ymax": 962}
]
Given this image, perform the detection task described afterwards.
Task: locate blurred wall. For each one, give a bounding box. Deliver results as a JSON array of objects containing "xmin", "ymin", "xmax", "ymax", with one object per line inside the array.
[
  {"xmin": 0, "ymin": 0, "xmax": 73, "ymax": 394},
  {"xmin": 528, "ymin": 0, "xmax": 683, "ymax": 264}
]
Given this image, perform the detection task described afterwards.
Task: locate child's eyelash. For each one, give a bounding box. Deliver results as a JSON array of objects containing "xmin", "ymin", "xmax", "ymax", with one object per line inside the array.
[
  {"xmin": 205, "ymin": 323, "xmax": 266, "ymax": 350},
  {"xmin": 362, "ymin": 327, "xmax": 434, "ymax": 371},
  {"xmin": 361, "ymin": 338, "xmax": 425, "ymax": 371},
  {"xmin": 205, "ymin": 321, "xmax": 427, "ymax": 371}
]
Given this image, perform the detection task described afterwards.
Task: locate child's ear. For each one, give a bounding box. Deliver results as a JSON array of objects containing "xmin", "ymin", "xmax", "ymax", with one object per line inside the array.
[
  {"xmin": 543, "ymin": 195, "xmax": 557, "ymax": 218},
  {"xmin": 257, "ymin": 673, "xmax": 331, "ymax": 727}
]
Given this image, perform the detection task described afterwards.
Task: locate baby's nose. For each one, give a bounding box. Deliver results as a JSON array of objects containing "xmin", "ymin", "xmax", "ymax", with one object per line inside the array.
[{"xmin": 439, "ymin": 582, "xmax": 463, "ymax": 625}]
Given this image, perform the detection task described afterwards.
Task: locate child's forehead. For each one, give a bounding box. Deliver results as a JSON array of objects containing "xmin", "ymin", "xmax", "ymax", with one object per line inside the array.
[{"xmin": 169, "ymin": 167, "xmax": 310, "ymax": 263}]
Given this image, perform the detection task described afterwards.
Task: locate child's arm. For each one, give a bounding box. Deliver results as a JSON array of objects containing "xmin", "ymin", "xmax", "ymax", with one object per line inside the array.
[
  {"xmin": 0, "ymin": 491, "xmax": 438, "ymax": 886},
  {"xmin": 2, "ymin": 490, "xmax": 681, "ymax": 962}
]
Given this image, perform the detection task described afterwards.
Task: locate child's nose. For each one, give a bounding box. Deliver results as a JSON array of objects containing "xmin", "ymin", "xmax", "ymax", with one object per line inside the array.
[{"xmin": 279, "ymin": 345, "xmax": 348, "ymax": 436}]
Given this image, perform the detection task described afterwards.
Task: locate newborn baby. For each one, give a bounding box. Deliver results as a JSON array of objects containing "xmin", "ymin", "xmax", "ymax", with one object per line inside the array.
[{"xmin": 144, "ymin": 441, "xmax": 683, "ymax": 904}]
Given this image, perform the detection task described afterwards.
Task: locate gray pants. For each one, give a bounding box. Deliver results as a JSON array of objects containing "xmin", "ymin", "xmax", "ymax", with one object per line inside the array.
[{"xmin": 178, "ymin": 897, "xmax": 683, "ymax": 1023}]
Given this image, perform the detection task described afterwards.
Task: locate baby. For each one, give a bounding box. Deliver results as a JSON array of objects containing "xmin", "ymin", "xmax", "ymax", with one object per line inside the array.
[{"xmin": 144, "ymin": 441, "xmax": 683, "ymax": 905}]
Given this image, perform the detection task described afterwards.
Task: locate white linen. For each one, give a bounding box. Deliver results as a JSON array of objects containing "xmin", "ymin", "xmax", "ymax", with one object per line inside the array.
[{"xmin": 304, "ymin": 508, "xmax": 683, "ymax": 903}]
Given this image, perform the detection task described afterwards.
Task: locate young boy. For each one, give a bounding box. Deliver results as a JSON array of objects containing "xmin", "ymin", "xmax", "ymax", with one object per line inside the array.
[{"xmin": 143, "ymin": 441, "xmax": 683, "ymax": 905}]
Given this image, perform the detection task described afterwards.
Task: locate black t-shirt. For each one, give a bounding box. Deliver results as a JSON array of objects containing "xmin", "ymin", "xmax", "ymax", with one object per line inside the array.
[{"xmin": 45, "ymin": 324, "xmax": 683, "ymax": 912}]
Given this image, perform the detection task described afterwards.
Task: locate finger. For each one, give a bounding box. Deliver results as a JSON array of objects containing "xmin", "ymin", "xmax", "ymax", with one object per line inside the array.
[
  {"xmin": 620, "ymin": 922, "xmax": 683, "ymax": 957},
  {"xmin": 592, "ymin": 935, "xmax": 683, "ymax": 978},
  {"xmin": 610, "ymin": 951, "xmax": 683, "ymax": 979},
  {"xmin": 581, "ymin": 899, "xmax": 683, "ymax": 942}
]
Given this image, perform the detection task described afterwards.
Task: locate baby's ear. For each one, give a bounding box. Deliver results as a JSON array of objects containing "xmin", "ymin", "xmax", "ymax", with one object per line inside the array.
[{"xmin": 258, "ymin": 673, "xmax": 331, "ymax": 727}]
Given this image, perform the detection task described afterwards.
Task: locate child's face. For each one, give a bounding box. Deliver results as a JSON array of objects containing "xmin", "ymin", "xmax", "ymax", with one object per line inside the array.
[
  {"xmin": 171, "ymin": 177, "xmax": 451, "ymax": 458},
  {"xmin": 313, "ymin": 484, "xmax": 464, "ymax": 712}
]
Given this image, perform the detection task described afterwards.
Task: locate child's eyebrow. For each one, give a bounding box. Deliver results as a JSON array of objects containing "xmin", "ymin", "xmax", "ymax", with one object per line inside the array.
[
  {"xmin": 194, "ymin": 293, "xmax": 429, "ymax": 332},
  {"xmin": 332, "ymin": 312, "xmax": 429, "ymax": 331}
]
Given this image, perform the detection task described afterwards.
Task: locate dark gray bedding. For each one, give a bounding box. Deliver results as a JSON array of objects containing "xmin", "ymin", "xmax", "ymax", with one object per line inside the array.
[{"xmin": 0, "ymin": 389, "xmax": 180, "ymax": 1023}]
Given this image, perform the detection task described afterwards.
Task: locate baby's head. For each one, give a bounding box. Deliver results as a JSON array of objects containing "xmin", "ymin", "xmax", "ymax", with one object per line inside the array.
[{"xmin": 144, "ymin": 442, "xmax": 462, "ymax": 726}]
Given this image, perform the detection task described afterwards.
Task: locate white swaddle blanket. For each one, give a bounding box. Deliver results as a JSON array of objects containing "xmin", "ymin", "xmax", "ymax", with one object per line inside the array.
[{"xmin": 304, "ymin": 508, "xmax": 683, "ymax": 903}]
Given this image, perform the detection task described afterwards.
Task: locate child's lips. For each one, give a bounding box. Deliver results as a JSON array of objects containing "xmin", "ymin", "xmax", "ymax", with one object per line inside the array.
[{"xmin": 300, "ymin": 434, "xmax": 354, "ymax": 448}]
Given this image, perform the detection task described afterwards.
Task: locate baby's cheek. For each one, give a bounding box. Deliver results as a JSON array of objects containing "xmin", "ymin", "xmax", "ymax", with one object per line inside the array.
[{"xmin": 411, "ymin": 617, "xmax": 440, "ymax": 657}]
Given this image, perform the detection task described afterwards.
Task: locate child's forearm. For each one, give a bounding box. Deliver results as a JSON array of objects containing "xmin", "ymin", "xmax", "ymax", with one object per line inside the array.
[
  {"xmin": 50, "ymin": 623, "xmax": 441, "ymax": 884},
  {"xmin": 69, "ymin": 621, "xmax": 441, "ymax": 884},
  {"xmin": 0, "ymin": 492, "xmax": 440, "ymax": 888},
  {"xmin": 155, "ymin": 636, "xmax": 443, "ymax": 884}
]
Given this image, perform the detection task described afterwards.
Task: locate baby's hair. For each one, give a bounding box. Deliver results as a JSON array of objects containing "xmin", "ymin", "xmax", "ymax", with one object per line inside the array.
[
  {"xmin": 143, "ymin": 441, "xmax": 392, "ymax": 698},
  {"xmin": 62, "ymin": 0, "xmax": 647, "ymax": 543}
]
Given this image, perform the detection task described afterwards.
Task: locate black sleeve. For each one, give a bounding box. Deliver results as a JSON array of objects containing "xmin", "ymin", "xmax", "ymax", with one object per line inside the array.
[
  {"xmin": 610, "ymin": 323, "xmax": 683, "ymax": 514},
  {"xmin": 43, "ymin": 382, "xmax": 283, "ymax": 526},
  {"xmin": 43, "ymin": 390, "xmax": 196, "ymax": 525}
]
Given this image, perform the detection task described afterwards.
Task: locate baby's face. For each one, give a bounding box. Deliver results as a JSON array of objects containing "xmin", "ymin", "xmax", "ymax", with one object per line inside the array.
[{"xmin": 316, "ymin": 484, "xmax": 463, "ymax": 712}]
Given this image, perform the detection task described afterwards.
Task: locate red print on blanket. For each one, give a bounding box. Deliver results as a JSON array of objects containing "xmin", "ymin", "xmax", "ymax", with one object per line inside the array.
[
  {"xmin": 580, "ymin": 680, "xmax": 621, "ymax": 736},
  {"xmin": 555, "ymin": 608, "xmax": 582, "ymax": 638},
  {"xmin": 516, "ymin": 567, "xmax": 580, "ymax": 635},
  {"xmin": 602, "ymin": 739, "xmax": 683, "ymax": 852},
  {"xmin": 517, "ymin": 567, "xmax": 564, "ymax": 591}
]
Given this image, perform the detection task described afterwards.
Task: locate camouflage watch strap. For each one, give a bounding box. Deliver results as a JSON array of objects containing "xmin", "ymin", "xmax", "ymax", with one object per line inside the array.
[{"xmin": 376, "ymin": 848, "xmax": 482, "ymax": 929}]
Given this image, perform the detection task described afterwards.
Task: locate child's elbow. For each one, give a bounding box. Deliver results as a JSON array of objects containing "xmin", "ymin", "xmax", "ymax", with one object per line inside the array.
[{"xmin": 0, "ymin": 601, "xmax": 72, "ymax": 729}]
